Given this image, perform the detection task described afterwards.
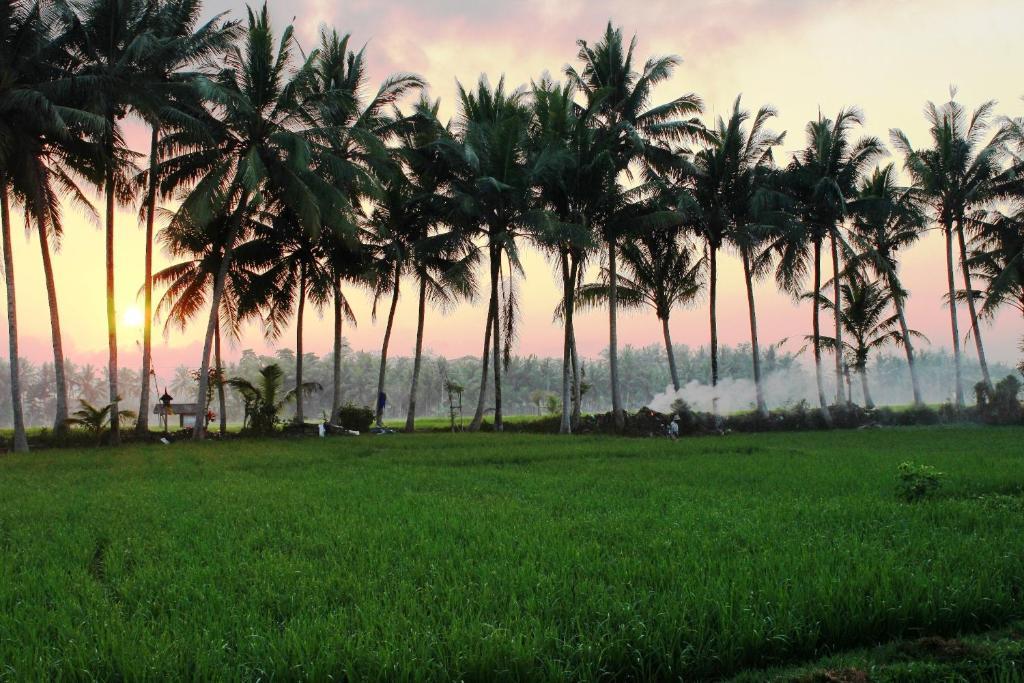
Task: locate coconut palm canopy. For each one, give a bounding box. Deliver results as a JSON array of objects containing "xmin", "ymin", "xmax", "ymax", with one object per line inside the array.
[{"xmin": 0, "ymin": 0, "xmax": 1022, "ymax": 447}]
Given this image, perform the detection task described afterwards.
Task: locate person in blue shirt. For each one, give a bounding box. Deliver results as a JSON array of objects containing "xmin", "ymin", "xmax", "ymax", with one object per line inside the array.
[{"xmin": 376, "ymin": 391, "xmax": 387, "ymax": 427}]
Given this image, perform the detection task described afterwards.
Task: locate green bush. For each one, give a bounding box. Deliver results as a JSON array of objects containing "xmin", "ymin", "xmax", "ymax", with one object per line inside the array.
[
  {"xmin": 335, "ymin": 403, "xmax": 374, "ymax": 432},
  {"xmin": 896, "ymin": 462, "xmax": 943, "ymax": 503},
  {"xmin": 976, "ymin": 376, "xmax": 1023, "ymax": 425}
]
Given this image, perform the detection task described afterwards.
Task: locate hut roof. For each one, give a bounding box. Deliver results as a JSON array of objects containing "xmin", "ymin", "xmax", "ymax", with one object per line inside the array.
[{"xmin": 154, "ymin": 403, "xmax": 201, "ymax": 415}]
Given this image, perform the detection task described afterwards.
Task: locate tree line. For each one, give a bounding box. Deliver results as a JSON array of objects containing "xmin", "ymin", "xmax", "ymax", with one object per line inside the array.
[
  {"xmin": 0, "ymin": 344, "xmax": 1010, "ymax": 429},
  {"xmin": 1, "ymin": 0, "xmax": 1022, "ymax": 450}
]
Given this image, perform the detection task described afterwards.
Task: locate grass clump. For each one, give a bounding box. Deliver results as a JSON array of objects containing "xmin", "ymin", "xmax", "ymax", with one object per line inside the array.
[{"xmin": 896, "ymin": 461, "xmax": 944, "ymax": 502}]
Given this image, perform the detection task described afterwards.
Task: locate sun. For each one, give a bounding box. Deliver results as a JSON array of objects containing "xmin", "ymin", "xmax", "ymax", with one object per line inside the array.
[{"xmin": 123, "ymin": 305, "xmax": 144, "ymax": 328}]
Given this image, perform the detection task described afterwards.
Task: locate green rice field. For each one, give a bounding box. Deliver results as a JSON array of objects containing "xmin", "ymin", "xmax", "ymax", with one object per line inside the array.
[{"xmin": 1, "ymin": 427, "xmax": 1023, "ymax": 680}]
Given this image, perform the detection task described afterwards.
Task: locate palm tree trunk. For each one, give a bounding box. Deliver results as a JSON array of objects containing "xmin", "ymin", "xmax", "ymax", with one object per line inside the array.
[
  {"xmin": 38, "ymin": 216, "xmax": 68, "ymax": 436},
  {"xmin": 955, "ymin": 220, "xmax": 992, "ymax": 391},
  {"xmin": 215, "ymin": 318, "xmax": 226, "ymax": 435},
  {"xmin": 830, "ymin": 232, "xmax": 844, "ymax": 404},
  {"xmin": 741, "ymin": 248, "xmax": 768, "ymax": 418},
  {"xmin": 468, "ymin": 290, "xmax": 494, "ymax": 432},
  {"xmin": 104, "ymin": 168, "xmax": 120, "ymax": 445},
  {"xmin": 331, "ymin": 278, "xmax": 343, "ymax": 419},
  {"xmin": 661, "ymin": 316, "xmax": 680, "ymax": 392},
  {"xmin": 295, "ymin": 263, "xmax": 306, "ymax": 424},
  {"xmin": 374, "ymin": 263, "xmax": 401, "ymax": 427},
  {"xmin": 570, "ymin": 255, "xmax": 583, "ymax": 429},
  {"xmin": 709, "ymin": 243, "xmax": 719, "ymax": 416},
  {"xmin": 812, "ymin": 238, "xmax": 833, "ymax": 426},
  {"xmin": 491, "ymin": 245, "xmax": 503, "ymax": 432},
  {"xmin": 405, "ymin": 276, "xmax": 428, "ymax": 432},
  {"xmin": 193, "ymin": 198, "xmax": 247, "ymax": 439},
  {"xmin": 570, "ymin": 326, "xmax": 582, "ymax": 428},
  {"xmin": 944, "ymin": 225, "xmax": 965, "ymax": 408},
  {"xmin": 0, "ymin": 181, "xmax": 28, "ymax": 452},
  {"xmin": 136, "ymin": 126, "xmax": 159, "ymax": 435},
  {"xmin": 889, "ymin": 273, "xmax": 924, "ymax": 407},
  {"xmin": 559, "ymin": 251, "xmax": 573, "ymax": 434},
  {"xmin": 608, "ymin": 238, "xmax": 625, "ymax": 431},
  {"xmin": 859, "ymin": 367, "xmax": 874, "ymax": 409}
]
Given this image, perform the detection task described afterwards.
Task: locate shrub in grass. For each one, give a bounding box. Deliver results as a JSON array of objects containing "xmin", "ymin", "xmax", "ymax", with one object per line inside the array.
[
  {"xmin": 828, "ymin": 403, "xmax": 874, "ymax": 429},
  {"xmin": 335, "ymin": 403, "xmax": 374, "ymax": 432},
  {"xmin": 976, "ymin": 376, "xmax": 1023, "ymax": 425},
  {"xmin": 897, "ymin": 462, "xmax": 944, "ymax": 502}
]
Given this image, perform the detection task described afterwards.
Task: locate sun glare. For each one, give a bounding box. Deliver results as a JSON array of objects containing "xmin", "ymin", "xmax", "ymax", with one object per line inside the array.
[{"xmin": 123, "ymin": 305, "xmax": 144, "ymax": 328}]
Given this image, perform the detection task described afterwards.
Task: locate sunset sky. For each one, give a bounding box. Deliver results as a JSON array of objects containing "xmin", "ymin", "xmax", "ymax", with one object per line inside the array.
[{"xmin": 6, "ymin": 0, "xmax": 1023, "ymax": 383}]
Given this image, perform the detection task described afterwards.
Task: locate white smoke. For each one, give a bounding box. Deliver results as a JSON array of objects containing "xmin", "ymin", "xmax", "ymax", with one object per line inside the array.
[
  {"xmin": 645, "ymin": 359, "xmax": 992, "ymax": 415},
  {"xmin": 647, "ymin": 367, "xmax": 818, "ymax": 414}
]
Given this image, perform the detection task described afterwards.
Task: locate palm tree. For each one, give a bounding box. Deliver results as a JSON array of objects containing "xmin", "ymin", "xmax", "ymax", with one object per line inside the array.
[
  {"xmin": 970, "ymin": 209, "xmax": 1024, "ymax": 319},
  {"xmin": 571, "ymin": 223, "xmax": 702, "ymax": 391},
  {"xmin": 850, "ymin": 164, "xmax": 927, "ymax": 406},
  {"xmin": 66, "ymin": 397, "xmax": 136, "ymax": 445},
  {"xmin": 151, "ymin": 212, "xmax": 274, "ymax": 434},
  {"xmin": 567, "ymin": 22, "xmax": 706, "ymax": 431},
  {"xmin": 302, "ymin": 28, "xmax": 423, "ymax": 420},
  {"xmin": 1, "ymin": 0, "xmax": 109, "ymax": 448},
  {"xmin": 690, "ymin": 96, "xmax": 785, "ymax": 417},
  {"xmin": 168, "ymin": 365, "xmax": 194, "ymax": 399},
  {"xmin": 26, "ymin": 143, "xmax": 102, "ymax": 439},
  {"xmin": 246, "ymin": 208, "xmax": 333, "ymax": 425},
  {"xmin": 366, "ymin": 176, "xmax": 415, "ymax": 426},
  {"xmin": 404, "ymin": 230, "xmax": 476, "ymax": 432},
  {"xmin": 0, "ymin": 0, "xmax": 59, "ymax": 451},
  {"xmin": 6, "ymin": 2, "xmax": 108, "ymax": 440},
  {"xmin": 448, "ymin": 76, "xmax": 534, "ymax": 433},
  {"xmin": 54, "ymin": 0, "xmax": 160, "ymax": 445},
  {"xmin": 814, "ymin": 278, "xmax": 924, "ymax": 409},
  {"xmin": 321, "ymin": 230, "xmax": 364, "ymax": 419},
  {"xmin": 133, "ymin": 0, "xmax": 239, "ymax": 435},
  {"xmin": 528, "ymin": 76, "xmax": 606, "ymax": 433},
  {"xmin": 227, "ymin": 363, "xmax": 319, "ymax": 436},
  {"xmin": 393, "ymin": 100, "xmax": 476, "ymax": 432},
  {"xmin": 776, "ymin": 108, "xmax": 884, "ymax": 423},
  {"xmin": 0, "ymin": 175, "xmax": 26, "ymax": 451},
  {"xmin": 158, "ymin": 5, "xmax": 348, "ymax": 438},
  {"xmin": 891, "ymin": 93, "xmax": 1002, "ymax": 405}
]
